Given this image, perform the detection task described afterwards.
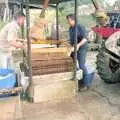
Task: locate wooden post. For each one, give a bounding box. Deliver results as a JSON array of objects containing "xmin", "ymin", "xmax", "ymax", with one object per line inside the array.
[{"xmin": 74, "ymin": 0, "xmax": 79, "ymax": 93}]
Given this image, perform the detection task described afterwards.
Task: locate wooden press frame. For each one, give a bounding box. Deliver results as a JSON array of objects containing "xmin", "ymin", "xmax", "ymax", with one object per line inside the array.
[{"xmin": 21, "ymin": 0, "xmax": 79, "ymax": 93}]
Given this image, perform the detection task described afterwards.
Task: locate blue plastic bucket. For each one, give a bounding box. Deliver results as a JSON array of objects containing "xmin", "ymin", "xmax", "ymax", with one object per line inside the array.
[{"xmin": 0, "ymin": 68, "xmax": 16, "ymax": 89}]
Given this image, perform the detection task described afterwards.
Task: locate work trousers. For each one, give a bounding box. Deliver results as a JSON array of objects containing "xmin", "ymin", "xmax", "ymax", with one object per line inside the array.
[
  {"xmin": 0, "ymin": 52, "xmax": 13, "ymax": 69},
  {"xmin": 77, "ymin": 42, "xmax": 88, "ymax": 87}
]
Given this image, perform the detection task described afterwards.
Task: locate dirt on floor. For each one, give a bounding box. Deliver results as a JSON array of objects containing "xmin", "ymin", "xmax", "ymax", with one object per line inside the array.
[
  {"xmin": 1, "ymin": 51, "xmax": 120, "ymax": 120},
  {"xmin": 21, "ymin": 51, "xmax": 120, "ymax": 120}
]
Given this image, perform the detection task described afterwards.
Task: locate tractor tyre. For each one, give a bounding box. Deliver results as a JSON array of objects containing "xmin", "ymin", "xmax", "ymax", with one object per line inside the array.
[{"xmin": 96, "ymin": 50, "xmax": 120, "ymax": 83}]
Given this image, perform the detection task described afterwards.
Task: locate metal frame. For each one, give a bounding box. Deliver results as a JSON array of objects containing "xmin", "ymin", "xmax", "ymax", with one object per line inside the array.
[
  {"xmin": 20, "ymin": 0, "xmax": 24, "ymax": 38},
  {"xmin": 25, "ymin": 0, "xmax": 32, "ymax": 85},
  {"xmin": 56, "ymin": 2, "xmax": 60, "ymax": 47},
  {"xmin": 24, "ymin": 0, "xmax": 78, "ymax": 93},
  {"xmin": 74, "ymin": 0, "xmax": 78, "ymax": 93}
]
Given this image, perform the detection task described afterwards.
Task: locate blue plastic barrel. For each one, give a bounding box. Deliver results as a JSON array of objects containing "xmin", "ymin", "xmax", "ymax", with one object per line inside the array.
[{"xmin": 0, "ymin": 68, "xmax": 16, "ymax": 89}]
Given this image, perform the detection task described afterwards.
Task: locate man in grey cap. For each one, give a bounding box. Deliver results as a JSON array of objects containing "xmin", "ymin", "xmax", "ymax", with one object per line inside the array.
[{"xmin": 0, "ymin": 11, "xmax": 25, "ymax": 69}]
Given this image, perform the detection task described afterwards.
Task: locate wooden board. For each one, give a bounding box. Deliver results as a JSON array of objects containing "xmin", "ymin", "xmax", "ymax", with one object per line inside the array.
[
  {"xmin": 31, "ymin": 47, "xmax": 69, "ymax": 55},
  {"xmin": 32, "ymin": 72, "xmax": 74, "ymax": 84},
  {"xmin": 32, "ymin": 58, "xmax": 73, "ymax": 68},
  {"xmin": 32, "ymin": 56, "xmax": 70, "ymax": 61},
  {"xmin": 31, "ymin": 52, "xmax": 68, "ymax": 59},
  {"xmin": 30, "ymin": 80, "xmax": 75, "ymax": 103},
  {"xmin": 31, "ymin": 71, "xmax": 82, "ymax": 85},
  {"xmin": 25, "ymin": 46, "xmax": 70, "ymax": 59},
  {"xmin": 32, "ymin": 39, "xmax": 63, "ymax": 45},
  {"xmin": 31, "ymin": 46, "xmax": 68, "ymax": 53},
  {"xmin": 32, "ymin": 65, "xmax": 73, "ymax": 75}
]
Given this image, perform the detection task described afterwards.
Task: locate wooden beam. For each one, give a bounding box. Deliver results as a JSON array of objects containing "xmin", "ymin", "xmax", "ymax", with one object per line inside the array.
[{"xmin": 40, "ymin": 0, "xmax": 49, "ymax": 17}]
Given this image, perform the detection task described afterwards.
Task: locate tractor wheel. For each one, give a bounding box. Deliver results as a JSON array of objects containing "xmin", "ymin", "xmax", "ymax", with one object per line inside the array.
[{"xmin": 96, "ymin": 50, "xmax": 120, "ymax": 83}]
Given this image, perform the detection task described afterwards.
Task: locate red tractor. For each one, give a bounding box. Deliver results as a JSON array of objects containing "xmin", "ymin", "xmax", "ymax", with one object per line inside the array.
[{"xmin": 91, "ymin": 0, "xmax": 120, "ymax": 83}]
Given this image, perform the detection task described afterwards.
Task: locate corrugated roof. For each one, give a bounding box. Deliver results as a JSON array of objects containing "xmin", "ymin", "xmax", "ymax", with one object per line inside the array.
[
  {"xmin": 8, "ymin": 0, "xmax": 73, "ymax": 8},
  {"xmin": 29, "ymin": 0, "xmax": 72, "ymax": 4},
  {"xmin": 8, "ymin": 0, "xmax": 73, "ymax": 4}
]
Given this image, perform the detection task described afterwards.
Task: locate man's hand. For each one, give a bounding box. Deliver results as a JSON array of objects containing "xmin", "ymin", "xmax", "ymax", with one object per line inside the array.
[
  {"xmin": 71, "ymin": 45, "xmax": 80, "ymax": 52},
  {"xmin": 77, "ymin": 44, "xmax": 80, "ymax": 51},
  {"xmin": 77, "ymin": 38, "xmax": 87, "ymax": 49},
  {"xmin": 71, "ymin": 47, "xmax": 74, "ymax": 52},
  {"xmin": 10, "ymin": 41, "xmax": 25, "ymax": 49},
  {"xmin": 17, "ymin": 42, "xmax": 25, "ymax": 49},
  {"xmin": 17, "ymin": 39, "xmax": 24, "ymax": 42}
]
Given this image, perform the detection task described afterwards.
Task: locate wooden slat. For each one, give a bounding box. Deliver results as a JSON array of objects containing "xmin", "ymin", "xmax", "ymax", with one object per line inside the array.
[
  {"xmin": 24, "ymin": 46, "xmax": 71, "ymax": 59},
  {"xmin": 32, "ymin": 64, "xmax": 73, "ymax": 70},
  {"xmin": 0, "ymin": 97, "xmax": 19, "ymax": 120},
  {"xmin": 32, "ymin": 39, "xmax": 63, "ymax": 45},
  {"xmin": 30, "ymin": 47, "xmax": 70, "ymax": 59},
  {"xmin": 31, "ymin": 52, "xmax": 67, "ymax": 59},
  {"xmin": 32, "ymin": 66, "xmax": 73, "ymax": 75},
  {"xmin": 31, "ymin": 70, "xmax": 83, "ymax": 85},
  {"xmin": 31, "ymin": 47, "xmax": 69, "ymax": 54},
  {"xmin": 32, "ymin": 56, "xmax": 71, "ymax": 61},
  {"xmin": 32, "ymin": 72, "xmax": 74, "ymax": 85},
  {"xmin": 32, "ymin": 58, "xmax": 73, "ymax": 68}
]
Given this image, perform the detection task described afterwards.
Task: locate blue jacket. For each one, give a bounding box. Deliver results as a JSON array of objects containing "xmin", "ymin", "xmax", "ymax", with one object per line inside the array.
[{"xmin": 69, "ymin": 24, "xmax": 88, "ymax": 46}]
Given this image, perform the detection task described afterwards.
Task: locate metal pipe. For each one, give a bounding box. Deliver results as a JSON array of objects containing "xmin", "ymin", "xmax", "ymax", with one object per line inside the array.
[
  {"xmin": 20, "ymin": 0, "xmax": 24, "ymax": 39},
  {"xmin": 25, "ymin": 0, "xmax": 32, "ymax": 85},
  {"xmin": 91, "ymin": 0, "xmax": 99, "ymax": 10},
  {"xmin": 43, "ymin": 0, "xmax": 49, "ymax": 9},
  {"xmin": 56, "ymin": 2, "xmax": 59, "ymax": 47},
  {"xmin": 74, "ymin": 0, "xmax": 79, "ymax": 93}
]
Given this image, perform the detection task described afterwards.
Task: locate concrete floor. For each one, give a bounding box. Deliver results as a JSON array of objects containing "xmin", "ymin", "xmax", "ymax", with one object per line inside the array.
[
  {"xmin": 21, "ymin": 51, "xmax": 120, "ymax": 120},
  {"xmin": 0, "ymin": 51, "xmax": 120, "ymax": 120}
]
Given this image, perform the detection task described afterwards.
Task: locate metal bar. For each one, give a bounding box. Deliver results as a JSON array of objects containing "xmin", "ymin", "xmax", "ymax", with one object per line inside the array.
[
  {"xmin": 43, "ymin": 0, "xmax": 49, "ymax": 9},
  {"xmin": 74, "ymin": 0, "xmax": 79, "ymax": 93},
  {"xmin": 0, "ymin": 87, "xmax": 22, "ymax": 95},
  {"xmin": 20, "ymin": 0, "xmax": 24, "ymax": 39},
  {"xmin": 25, "ymin": 0, "xmax": 32, "ymax": 85},
  {"xmin": 56, "ymin": 2, "xmax": 59, "ymax": 47},
  {"xmin": 91, "ymin": 0, "xmax": 99, "ymax": 10}
]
